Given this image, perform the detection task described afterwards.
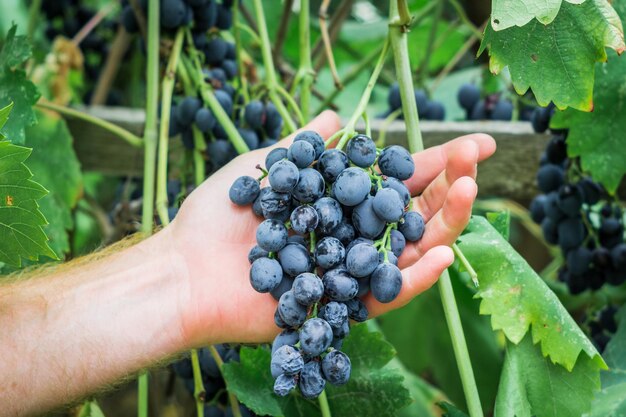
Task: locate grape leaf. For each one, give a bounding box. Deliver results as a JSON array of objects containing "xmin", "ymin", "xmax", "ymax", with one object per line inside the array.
[
  {"xmin": 478, "ymin": 0, "xmax": 625, "ymax": 111},
  {"xmin": 486, "ymin": 210, "xmax": 510, "ymax": 240},
  {"xmin": 222, "ymin": 324, "xmax": 411, "ymax": 417},
  {"xmin": 78, "ymin": 400, "xmax": 106, "ymax": 417},
  {"xmin": 495, "ymin": 334, "xmax": 600, "ymax": 417},
  {"xmin": 550, "ymin": 49, "xmax": 626, "ymax": 194},
  {"xmin": 0, "ymin": 24, "xmax": 40, "ymax": 144},
  {"xmin": 585, "ymin": 307, "xmax": 626, "ymax": 417},
  {"xmin": 456, "ymin": 216, "xmax": 605, "ymax": 371},
  {"xmin": 490, "ymin": 0, "xmax": 585, "ymax": 30},
  {"xmin": 24, "ymin": 110, "xmax": 82, "ymax": 258},
  {"xmin": 0, "ymin": 102, "xmax": 12, "ymax": 137}
]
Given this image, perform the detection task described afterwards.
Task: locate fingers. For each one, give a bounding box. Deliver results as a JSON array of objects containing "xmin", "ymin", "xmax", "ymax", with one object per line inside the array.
[
  {"xmin": 364, "ymin": 245, "xmax": 454, "ymax": 317},
  {"xmin": 414, "ymin": 139, "xmax": 479, "ymax": 221},
  {"xmin": 399, "ymin": 176, "xmax": 477, "ymax": 268},
  {"xmin": 404, "ymin": 133, "xmax": 496, "ymax": 195}
]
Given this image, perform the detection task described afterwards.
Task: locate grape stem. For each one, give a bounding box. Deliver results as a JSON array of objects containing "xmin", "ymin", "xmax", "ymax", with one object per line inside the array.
[
  {"xmin": 190, "ymin": 348, "xmax": 207, "ymax": 417},
  {"xmin": 333, "ymin": 36, "xmax": 391, "ymax": 151},
  {"xmin": 318, "ymin": 389, "xmax": 332, "ymax": 417},
  {"xmin": 233, "ymin": 0, "xmax": 250, "ymax": 104},
  {"xmin": 137, "ymin": 1, "xmax": 160, "ymax": 414},
  {"xmin": 208, "ymin": 346, "xmax": 243, "ymax": 417},
  {"xmin": 389, "ymin": 2, "xmax": 483, "ymax": 417},
  {"xmin": 155, "ymin": 28, "xmax": 185, "ymax": 228},
  {"xmin": 293, "ymin": 0, "xmax": 315, "ymax": 122},
  {"xmin": 251, "ymin": 0, "xmax": 299, "ymax": 134},
  {"xmin": 375, "ymin": 108, "xmax": 402, "ymax": 148},
  {"xmin": 452, "ymin": 243, "xmax": 479, "ymax": 287}
]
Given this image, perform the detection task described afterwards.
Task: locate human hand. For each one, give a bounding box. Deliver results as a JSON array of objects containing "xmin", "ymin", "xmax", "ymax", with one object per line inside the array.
[{"xmin": 168, "ymin": 111, "xmax": 496, "ymax": 348}]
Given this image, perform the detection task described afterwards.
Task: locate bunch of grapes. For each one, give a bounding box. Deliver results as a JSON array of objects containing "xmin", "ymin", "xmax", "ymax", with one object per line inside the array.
[
  {"xmin": 386, "ymin": 83, "xmax": 445, "ymax": 120},
  {"xmin": 457, "ymin": 83, "xmax": 515, "ymax": 121},
  {"xmin": 172, "ymin": 345, "xmax": 256, "ymax": 417},
  {"xmin": 585, "ymin": 305, "xmax": 618, "ymax": 352},
  {"xmin": 529, "ymin": 111, "xmax": 626, "ymax": 293},
  {"xmin": 229, "ymin": 131, "xmax": 425, "ymax": 397}
]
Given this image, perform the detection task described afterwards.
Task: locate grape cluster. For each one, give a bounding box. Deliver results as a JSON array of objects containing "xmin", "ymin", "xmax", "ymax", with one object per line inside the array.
[
  {"xmin": 586, "ymin": 305, "xmax": 618, "ymax": 352},
  {"xmin": 229, "ymin": 131, "xmax": 425, "ymax": 397},
  {"xmin": 457, "ymin": 83, "xmax": 515, "ymax": 121},
  {"xmin": 121, "ymin": 0, "xmax": 233, "ymax": 33},
  {"xmin": 387, "ymin": 83, "xmax": 445, "ymax": 120},
  {"xmin": 172, "ymin": 345, "xmax": 256, "ymax": 417},
  {"xmin": 529, "ymin": 116, "xmax": 626, "ymax": 293}
]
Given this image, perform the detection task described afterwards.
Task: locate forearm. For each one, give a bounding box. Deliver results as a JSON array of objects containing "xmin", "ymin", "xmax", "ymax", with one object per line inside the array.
[{"xmin": 0, "ymin": 227, "xmax": 189, "ymax": 416}]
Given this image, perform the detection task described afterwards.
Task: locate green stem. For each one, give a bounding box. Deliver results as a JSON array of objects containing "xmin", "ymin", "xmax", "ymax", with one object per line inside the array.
[
  {"xmin": 297, "ymin": 0, "xmax": 314, "ymax": 122},
  {"xmin": 236, "ymin": 22, "xmax": 262, "ymax": 45},
  {"xmin": 192, "ymin": 126, "xmax": 206, "ymax": 185},
  {"xmin": 318, "ymin": 389, "xmax": 332, "ymax": 417},
  {"xmin": 156, "ymin": 28, "xmax": 184, "ymax": 227},
  {"xmin": 362, "ymin": 112, "xmax": 371, "ymax": 138},
  {"xmin": 375, "ymin": 108, "xmax": 402, "ymax": 147},
  {"xmin": 438, "ymin": 269, "xmax": 484, "ymax": 417},
  {"xmin": 208, "ymin": 346, "xmax": 243, "ymax": 417},
  {"xmin": 276, "ymin": 85, "xmax": 305, "ymax": 127},
  {"xmin": 27, "ymin": 0, "xmax": 42, "ymax": 39},
  {"xmin": 389, "ymin": 3, "xmax": 482, "ymax": 417},
  {"xmin": 190, "ymin": 349, "xmax": 206, "ymax": 417},
  {"xmin": 335, "ymin": 36, "xmax": 390, "ymax": 150},
  {"xmin": 233, "ymin": 0, "xmax": 250, "ymax": 104},
  {"xmin": 452, "ymin": 243, "xmax": 479, "ymax": 287},
  {"xmin": 252, "ymin": 0, "xmax": 298, "ymax": 133},
  {"xmin": 137, "ymin": 372, "xmax": 149, "ymax": 417},
  {"xmin": 389, "ymin": 1, "xmax": 423, "ymax": 153},
  {"xmin": 36, "ymin": 101, "xmax": 142, "ymax": 147}
]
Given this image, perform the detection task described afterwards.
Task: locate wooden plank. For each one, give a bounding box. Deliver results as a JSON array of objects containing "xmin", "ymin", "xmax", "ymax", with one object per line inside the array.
[{"xmin": 65, "ymin": 106, "xmax": 550, "ymax": 202}]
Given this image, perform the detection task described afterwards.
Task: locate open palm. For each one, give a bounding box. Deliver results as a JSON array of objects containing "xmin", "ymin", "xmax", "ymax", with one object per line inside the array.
[{"xmin": 169, "ymin": 111, "xmax": 496, "ymax": 347}]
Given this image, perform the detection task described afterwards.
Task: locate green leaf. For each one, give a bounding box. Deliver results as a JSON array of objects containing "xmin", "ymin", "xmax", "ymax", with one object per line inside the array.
[
  {"xmin": 0, "ymin": 114, "xmax": 57, "ymax": 266},
  {"xmin": 78, "ymin": 400, "xmax": 106, "ymax": 417},
  {"xmin": 439, "ymin": 402, "xmax": 470, "ymax": 417},
  {"xmin": 495, "ymin": 334, "xmax": 601, "ymax": 417},
  {"xmin": 486, "ymin": 210, "xmax": 511, "ymax": 240},
  {"xmin": 585, "ymin": 306, "xmax": 626, "ymax": 416},
  {"xmin": 0, "ymin": 25, "xmax": 40, "ymax": 144},
  {"xmin": 478, "ymin": 0, "xmax": 625, "ymax": 111},
  {"xmin": 222, "ymin": 324, "xmax": 411, "ymax": 417},
  {"xmin": 491, "ymin": 0, "xmax": 585, "ymax": 30},
  {"xmin": 24, "ymin": 110, "xmax": 82, "ymax": 258},
  {"xmin": 0, "ymin": 102, "xmax": 12, "ymax": 133},
  {"xmin": 550, "ymin": 49, "xmax": 626, "ymax": 193},
  {"xmin": 456, "ymin": 216, "xmax": 605, "ymax": 371}
]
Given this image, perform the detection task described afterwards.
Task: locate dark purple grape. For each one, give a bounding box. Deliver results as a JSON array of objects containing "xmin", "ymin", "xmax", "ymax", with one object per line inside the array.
[
  {"xmin": 268, "ymin": 159, "xmax": 299, "ymax": 193},
  {"xmin": 288, "ymin": 140, "xmax": 316, "ymax": 168},
  {"xmin": 294, "ymin": 130, "xmax": 325, "ymax": 159},
  {"xmin": 315, "ymin": 237, "xmax": 346, "ymax": 269},
  {"xmin": 345, "ymin": 243, "xmax": 379, "ymax": 277},
  {"xmin": 332, "ymin": 167, "xmax": 372, "ymax": 206},
  {"xmin": 378, "ymin": 146, "xmax": 415, "ymax": 180},
  {"xmin": 293, "ymin": 273, "xmax": 324, "ymax": 305},
  {"xmin": 250, "ymin": 257, "xmax": 283, "ymax": 293},
  {"xmin": 229, "ymin": 176, "xmax": 260, "ymax": 206},
  {"xmin": 293, "ymin": 168, "xmax": 325, "ymax": 203},
  {"xmin": 458, "ymin": 84, "xmax": 480, "ymax": 111},
  {"xmin": 290, "ymin": 205, "xmax": 319, "ymax": 235},
  {"xmin": 278, "ymin": 243, "xmax": 312, "ymax": 277},
  {"xmin": 352, "ymin": 196, "xmax": 386, "ymax": 239},
  {"xmin": 371, "ymin": 262, "xmax": 402, "ymax": 303},
  {"xmin": 317, "ymin": 149, "xmax": 349, "ymax": 182},
  {"xmin": 346, "ymin": 134, "xmax": 377, "ymax": 167},
  {"xmin": 265, "ymin": 147, "xmax": 288, "ymax": 170},
  {"xmin": 321, "ymin": 350, "xmax": 351, "ymax": 386}
]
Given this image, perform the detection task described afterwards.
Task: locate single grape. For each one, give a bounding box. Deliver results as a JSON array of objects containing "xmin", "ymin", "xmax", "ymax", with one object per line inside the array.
[
  {"xmin": 546, "ymin": 134, "xmax": 567, "ymax": 165},
  {"xmin": 176, "ymin": 96, "xmax": 202, "ymax": 126},
  {"xmin": 256, "ymin": 219, "xmax": 288, "ymax": 252},
  {"xmin": 543, "ymin": 191, "xmax": 564, "ymax": 222},
  {"xmin": 371, "ymin": 262, "xmax": 402, "ymax": 303},
  {"xmin": 424, "ymin": 101, "xmax": 445, "ymax": 120},
  {"xmin": 322, "ymin": 268, "xmax": 359, "ymax": 301},
  {"xmin": 249, "ymin": 257, "xmax": 283, "ymax": 293},
  {"xmin": 294, "ymin": 130, "xmax": 325, "ymax": 159},
  {"xmin": 299, "ymin": 360, "xmax": 326, "ymax": 399},
  {"xmin": 345, "ymin": 298, "xmax": 368, "ymax": 322},
  {"xmin": 293, "ymin": 168, "xmax": 325, "ymax": 203},
  {"xmin": 458, "ymin": 84, "xmax": 480, "ymax": 111},
  {"xmin": 278, "ymin": 243, "xmax": 312, "ymax": 277},
  {"xmin": 378, "ymin": 146, "xmax": 415, "ymax": 180},
  {"xmin": 332, "ymin": 167, "xmax": 372, "ymax": 206},
  {"xmin": 414, "ymin": 90, "xmax": 429, "ymax": 115},
  {"xmin": 557, "ymin": 184, "xmax": 583, "ymax": 217},
  {"xmin": 238, "ymin": 128, "xmax": 260, "ymax": 150},
  {"xmin": 314, "ymin": 197, "xmax": 343, "ymax": 234},
  {"xmin": 541, "ymin": 218, "xmax": 558, "ymax": 244},
  {"xmin": 260, "ymin": 190, "xmax": 291, "ymax": 216},
  {"xmin": 293, "ymin": 273, "xmax": 324, "ymax": 305},
  {"xmin": 244, "ymin": 100, "xmax": 265, "ymax": 130},
  {"xmin": 216, "ymin": 4, "xmax": 233, "ymax": 30},
  {"xmin": 578, "ymin": 177, "xmax": 603, "ymax": 205},
  {"xmin": 469, "ymin": 100, "xmax": 487, "ymax": 120},
  {"xmin": 322, "ymin": 350, "xmax": 351, "ymax": 386},
  {"xmin": 299, "ymin": 318, "xmax": 333, "ymax": 356},
  {"xmin": 205, "ymin": 37, "xmax": 228, "ymax": 65},
  {"xmin": 288, "ymin": 140, "xmax": 316, "ymax": 168},
  {"xmin": 194, "ymin": 107, "xmax": 216, "ymax": 132},
  {"xmin": 317, "ymin": 149, "xmax": 349, "ymax": 182},
  {"xmin": 529, "ymin": 195, "xmax": 547, "ymax": 224},
  {"xmin": 390, "ymin": 229, "xmax": 406, "ymax": 257},
  {"xmin": 557, "ymin": 217, "xmax": 585, "ymax": 251},
  {"xmin": 537, "ymin": 164, "xmax": 565, "ymax": 193},
  {"xmin": 388, "ymin": 83, "xmax": 401, "ymax": 111},
  {"xmin": 352, "ymin": 197, "xmax": 386, "ymax": 239},
  {"xmin": 270, "ymin": 276, "xmax": 294, "ymax": 301},
  {"xmin": 372, "ymin": 188, "xmax": 405, "ymax": 222},
  {"xmin": 491, "ymin": 99, "xmax": 513, "ymax": 120},
  {"xmin": 290, "ymin": 205, "xmax": 319, "ymax": 235},
  {"xmin": 229, "ymin": 176, "xmax": 260, "ymax": 206},
  {"xmin": 275, "ymin": 309, "xmax": 289, "ymax": 329},
  {"xmin": 248, "ymin": 245, "xmax": 269, "ymax": 264},
  {"xmin": 252, "ymin": 187, "xmax": 270, "ymax": 216},
  {"xmin": 264, "ymin": 102, "xmax": 283, "ymax": 136},
  {"xmin": 566, "ymin": 247, "xmax": 592, "ymax": 276},
  {"xmin": 346, "ymin": 134, "xmax": 377, "ymax": 167},
  {"xmin": 345, "ymin": 243, "xmax": 379, "ymax": 277},
  {"xmin": 611, "ymin": 243, "xmax": 626, "ymax": 269},
  {"xmin": 273, "ymin": 373, "xmax": 298, "ymax": 397},
  {"xmin": 214, "ymin": 89, "xmax": 234, "ymax": 115},
  {"xmin": 265, "ymin": 147, "xmax": 288, "ymax": 170},
  {"xmin": 315, "ymin": 237, "xmax": 346, "ymax": 269},
  {"xmin": 268, "ymin": 159, "xmax": 299, "ymax": 193},
  {"xmin": 318, "ymin": 301, "xmax": 348, "ymax": 329},
  {"xmin": 271, "ymin": 345, "xmax": 304, "ymax": 377},
  {"xmin": 329, "ymin": 221, "xmax": 356, "ymax": 246},
  {"xmin": 161, "ymin": 0, "xmax": 186, "ymax": 28},
  {"xmin": 272, "ymin": 329, "xmax": 299, "ymax": 354},
  {"xmin": 346, "ymin": 237, "xmax": 374, "ymax": 253},
  {"xmin": 278, "ymin": 291, "xmax": 308, "ymax": 327},
  {"xmin": 399, "ymin": 211, "xmax": 425, "ymax": 241},
  {"xmin": 531, "ymin": 105, "xmax": 552, "ymax": 133}
]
